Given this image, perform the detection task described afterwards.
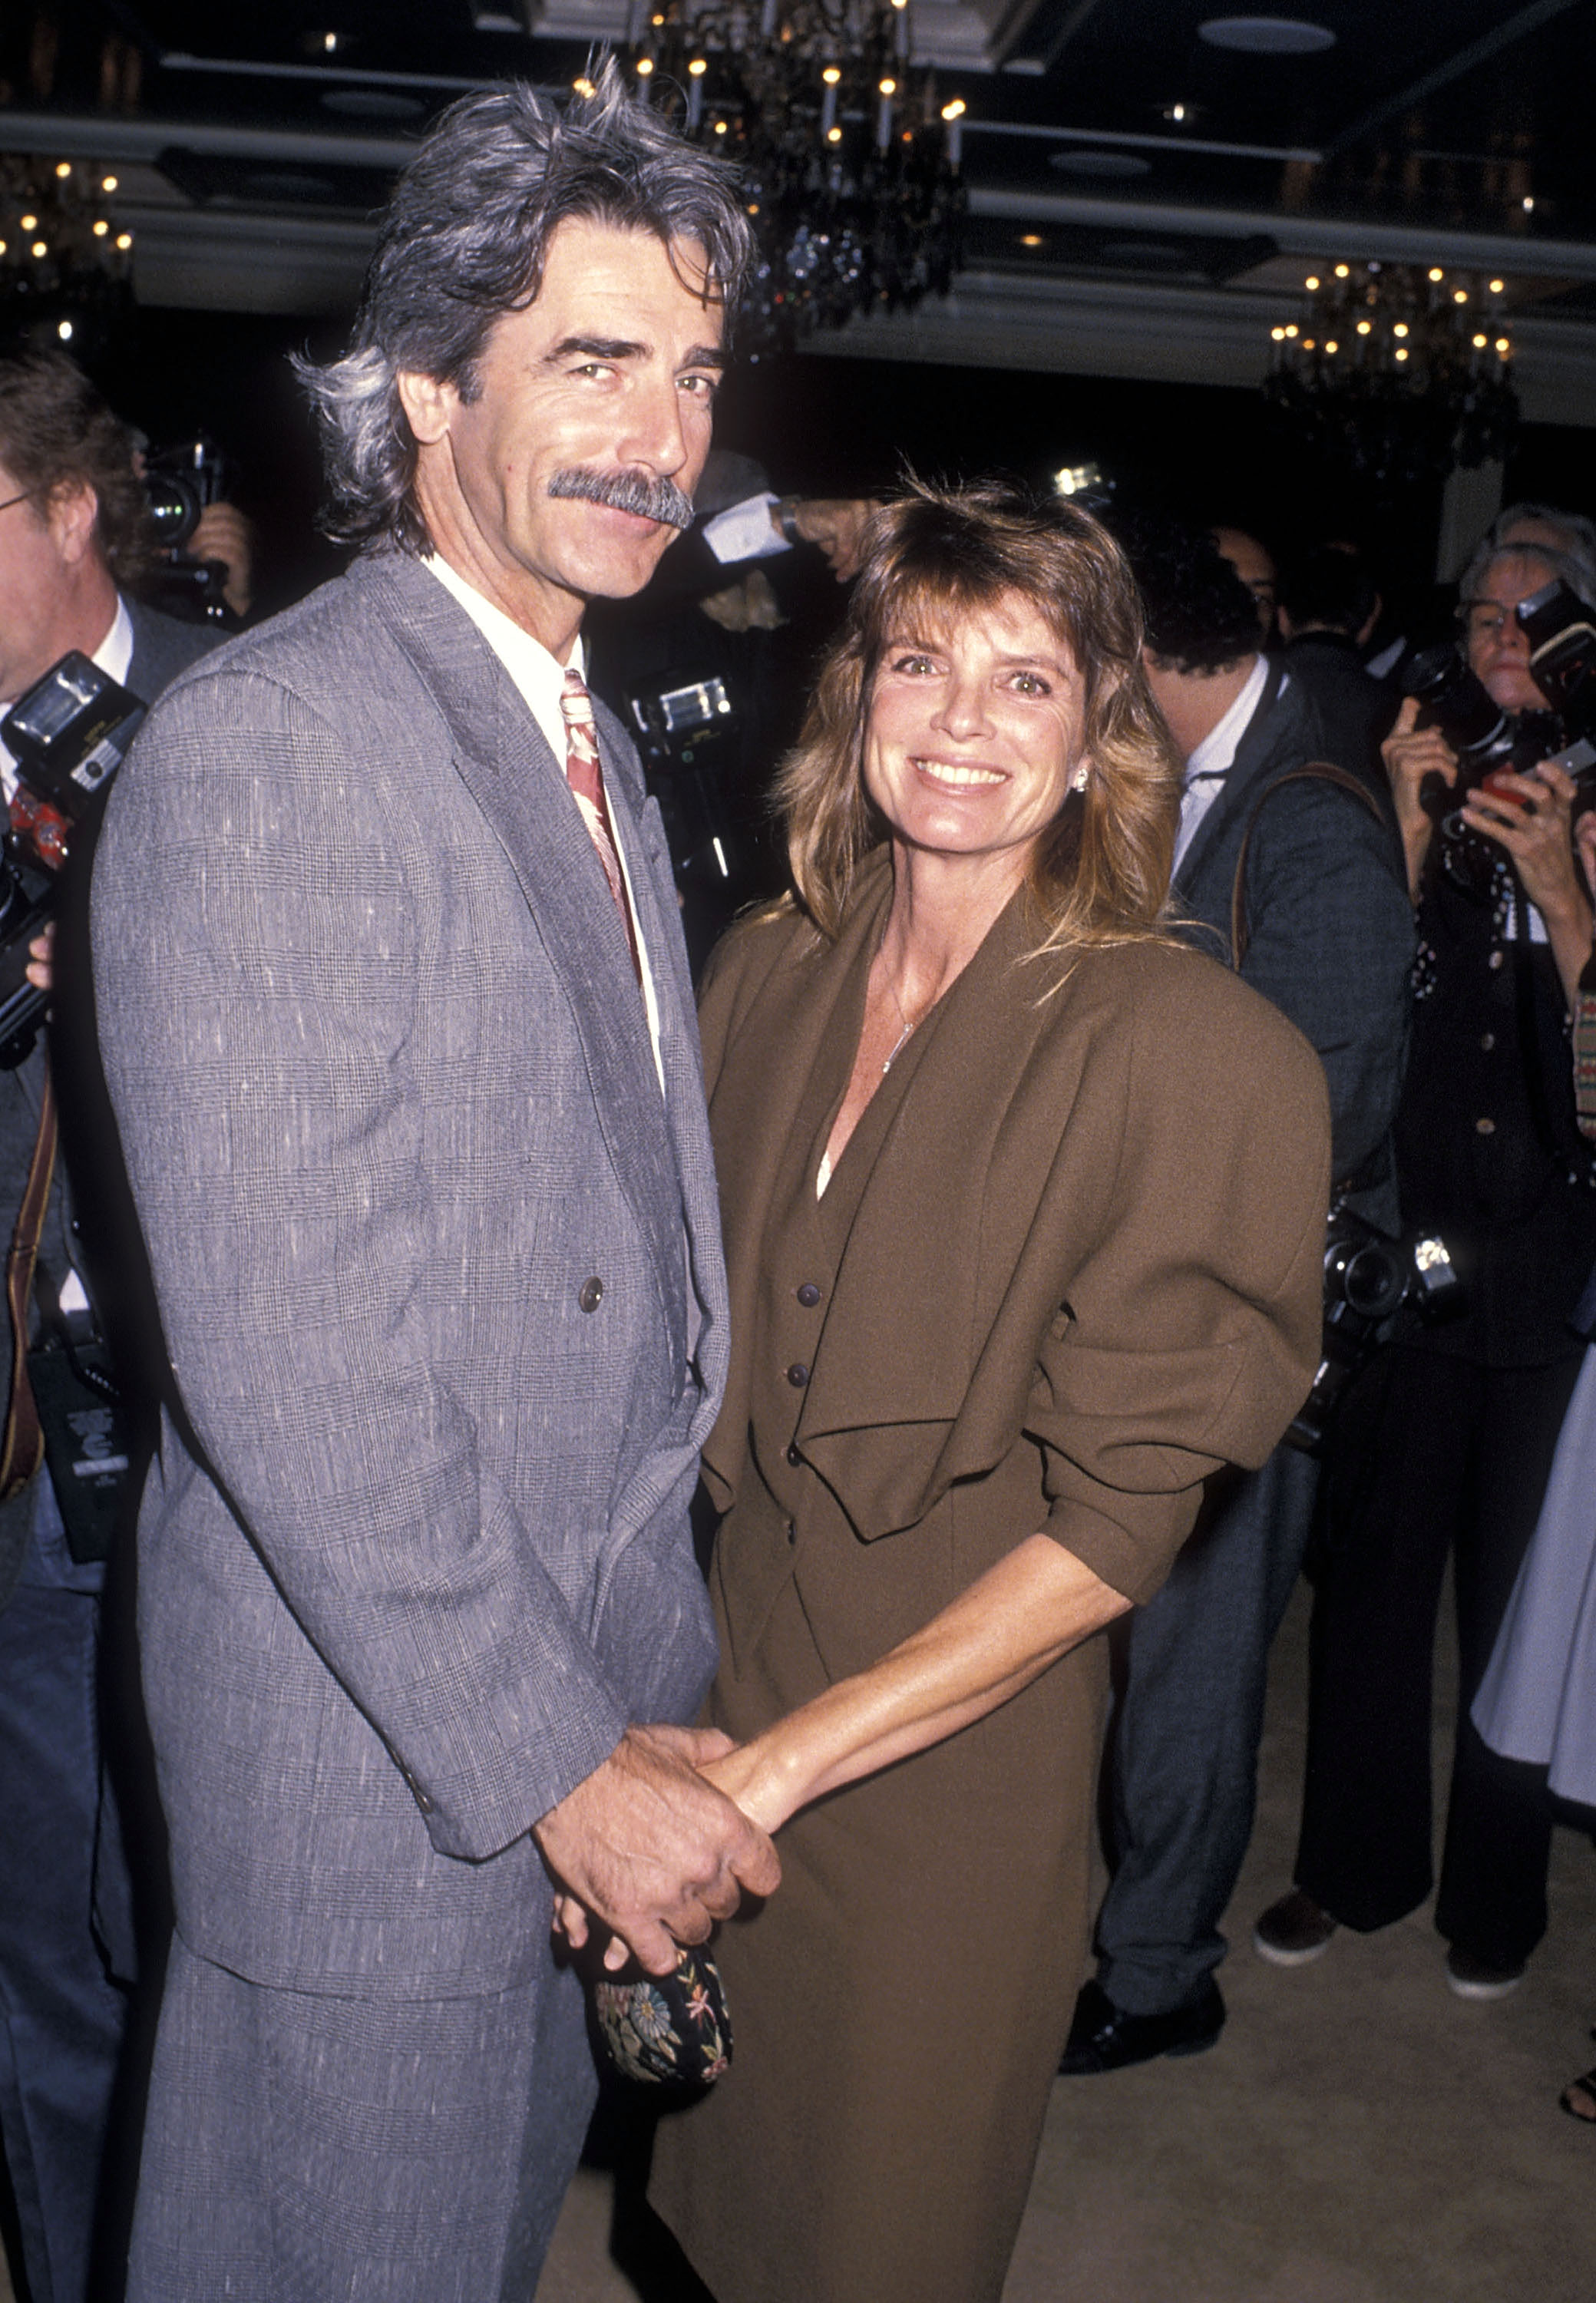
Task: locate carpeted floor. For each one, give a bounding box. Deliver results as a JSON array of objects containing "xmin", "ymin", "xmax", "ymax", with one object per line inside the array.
[{"xmin": 536, "ymin": 1574, "xmax": 1596, "ymax": 2303}]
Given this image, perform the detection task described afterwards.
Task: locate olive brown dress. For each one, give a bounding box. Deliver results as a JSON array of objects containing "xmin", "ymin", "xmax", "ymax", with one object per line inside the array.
[{"xmin": 650, "ymin": 855, "xmax": 1328, "ymax": 2303}]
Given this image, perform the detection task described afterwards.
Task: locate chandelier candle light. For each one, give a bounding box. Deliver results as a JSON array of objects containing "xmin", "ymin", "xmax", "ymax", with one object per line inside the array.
[
  {"xmin": 616, "ymin": 0, "xmax": 967, "ymax": 352},
  {"xmin": 1264, "ymin": 260, "xmax": 1518, "ymax": 490},
  {"xmin": 0, "ymin": 157, "xmax": 134, "ymax": 358}
]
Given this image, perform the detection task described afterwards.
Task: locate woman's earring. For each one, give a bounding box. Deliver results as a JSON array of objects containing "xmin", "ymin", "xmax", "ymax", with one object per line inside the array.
[{"xmin": 1070, "ymin": 762, "xmax": 1091, "ymax": 794}]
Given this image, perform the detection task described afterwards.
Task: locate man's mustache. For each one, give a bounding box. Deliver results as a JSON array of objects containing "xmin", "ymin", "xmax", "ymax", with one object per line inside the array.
[{"xmin": 546, "ymin": 466, "xmax": 696, "ymax": 532}]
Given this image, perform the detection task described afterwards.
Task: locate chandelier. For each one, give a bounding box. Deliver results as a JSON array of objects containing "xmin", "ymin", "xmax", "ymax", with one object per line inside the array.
[
  {"xmin": 1262, "ymin": 261, "xmax": 1519, "ymax": 491},
  {"xmin": 612, "ymin": 0, "xmax": 967, "ymax": 355},
  {"xmin": 0, "ymin": 156, "xmax": 134, "ymax": 362}
]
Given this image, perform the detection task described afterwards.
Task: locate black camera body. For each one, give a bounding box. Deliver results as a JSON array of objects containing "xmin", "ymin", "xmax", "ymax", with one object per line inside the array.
[
  {"xmin": 145, "ymin": 433, "xmax": 234, "ymax": 623},
  {"xmin": 1403, "ymin": 577, "xmax": 1596, "ymax": 894},
  {"xmin": 0, "ymin": 652, "xmax": 144, "ymax": 1069},
  {"xmin": 1287, "ymin": 1208, "xmax": 1463, "ymax": 1452}
]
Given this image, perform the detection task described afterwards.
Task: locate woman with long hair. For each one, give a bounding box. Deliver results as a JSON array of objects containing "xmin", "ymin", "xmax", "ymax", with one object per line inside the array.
[{"xmin": 643, "ymin": 481, "xmax": 1330, "ymax": 2303}]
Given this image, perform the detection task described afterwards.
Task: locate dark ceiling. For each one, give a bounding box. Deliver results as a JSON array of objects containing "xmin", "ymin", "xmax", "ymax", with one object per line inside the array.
[{"xmin": 1, "ymin": 1, "xmax": 1593, "ymax": 319}]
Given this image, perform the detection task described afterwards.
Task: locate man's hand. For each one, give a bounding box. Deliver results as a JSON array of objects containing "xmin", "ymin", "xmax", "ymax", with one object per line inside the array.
[
  {"xmin": 535, "ymin": 1723, "xmax": 780, "ymax": 1977},
  {"xmin": 24, "ymin": 924, "xmax": 53, "ymax": 995},
  {"xmin": 188, "ymin": 502, "xmax": 256, "ymax": 621}
]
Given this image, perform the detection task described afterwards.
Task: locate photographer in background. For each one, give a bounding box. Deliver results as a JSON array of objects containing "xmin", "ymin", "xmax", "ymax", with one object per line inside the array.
[
  {"xmin": 0, "ymin": 349, "xmax": 221, "ymax": 2303},
  {"xmin": 1059, "ymin": 514, "xmax": 1414, "ymax": 2075},
  {"xmin": 1254, "ymin": 533, "xmax": 1596, "ymax": 2001}
]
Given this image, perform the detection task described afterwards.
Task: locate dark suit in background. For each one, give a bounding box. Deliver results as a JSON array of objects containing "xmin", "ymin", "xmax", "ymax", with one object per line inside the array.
[
  {"xmin": 1089, "ymin": 661, "xmax": 1416, "ymax": 2022},
  {"xmin": 0, "ymin": 598, "xmax": 220, "ymax": 2303}
]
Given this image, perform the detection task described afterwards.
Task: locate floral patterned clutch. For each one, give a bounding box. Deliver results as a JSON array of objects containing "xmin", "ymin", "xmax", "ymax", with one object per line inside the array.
[{"xmin": 591, "ymin": 1943, "xmax": 733, "ymax": 2087}]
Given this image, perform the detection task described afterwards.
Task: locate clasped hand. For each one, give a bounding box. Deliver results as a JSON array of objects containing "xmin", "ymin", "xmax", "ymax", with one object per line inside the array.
[
  {"xmin": 536, "ymin": 1723, "xmax": 779, "ymax": 1978},
  {"xmin": 1384, "ymin": 694, "xmax": 1590, "ymax": 924}
]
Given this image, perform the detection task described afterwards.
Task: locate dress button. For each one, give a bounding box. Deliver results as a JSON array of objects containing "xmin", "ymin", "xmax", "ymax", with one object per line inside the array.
[
  {"xmin": 1475, "ymin": 1117, "xmax": 1496, "ymax": 1135},
  {"xmin": 578, "ymin": 1277, "xmax": 604, "ymax": 1313},
  {"xmin": 1489, "ymin": 950, "xmax": 1504, "ymax": 971},
  {"xmin": 1480, "ymin": 1032, "xmax": 1496, "ymax": 1052},
  {"xmin": 786, "ymin": 1362, "xmax": 809, "ymax": 1387},
  {"xmin": 787, "ymin": 1442, "xmax": 801, "ymax": 1466},
  {"xmin": 797, "ymin": 1282, "xmax": 822, "ymax": 1307}
]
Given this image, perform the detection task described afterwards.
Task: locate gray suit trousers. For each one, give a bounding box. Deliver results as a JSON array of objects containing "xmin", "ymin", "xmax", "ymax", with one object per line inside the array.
[
  {"xmin": 127, "ymin": 1935, "xmax": 595, "ymax": 2303},
  {"xmin": 1095, "ymin": 1443, "xmax": 1321, "ymax": 2015}
]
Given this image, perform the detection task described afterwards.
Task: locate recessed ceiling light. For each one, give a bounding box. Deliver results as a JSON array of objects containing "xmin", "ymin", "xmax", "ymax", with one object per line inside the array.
[
  {"xmin": 1051, "ymin": 150, "xmax": 1152, "ymax": 179},
  {"xmin": 1019, "ymin": 233, "xmax": 1046, "ymax": 248},
  {"xmin": 1198, "ymin": 17, "xmax": 1336, "ymax": 53}
]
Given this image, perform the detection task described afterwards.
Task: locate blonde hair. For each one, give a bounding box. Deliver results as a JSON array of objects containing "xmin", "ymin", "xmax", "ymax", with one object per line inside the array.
[{"xmin": 775, "ymin": 480, "xmax": 1182, "ymax": 959}]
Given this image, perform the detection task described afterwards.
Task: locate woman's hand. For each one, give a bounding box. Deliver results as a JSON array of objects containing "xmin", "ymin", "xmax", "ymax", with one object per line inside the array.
[
  {"xmin": 1382, "ymin": 695, "xmax": 1457, "ymax": 900},
  {"xmin": 1461, "ymin": 758, "xmax": 1594, "ymax": 1006}
]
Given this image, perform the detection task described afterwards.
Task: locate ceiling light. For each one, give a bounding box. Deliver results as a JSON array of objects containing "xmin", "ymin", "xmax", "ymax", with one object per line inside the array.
[
  {"xmin": 19, "ymin": 214, "xmax": 36, "ymax": 231},
  {"xmin": 55, "ymin": 162, "xmax": 71, "ymax": 180},
  {"xmin": 878, "ymin": 75, "xmax": 897, "ymax": 94},
  {"xmin": 1333, "ymin": 263, "xmax": 1349, "ymax": 278},
  {"xmin": 1019, "ymin": 233, "xmax": 1044, "ymax": 248},
  {"xmin": 31, "ymin": 240, "xmax": 47, "ymax": 258},
  {"xmin": 636, "ymin": 55, "xmax": 653, "ymax": 72},
  {"xmin": 940, "ymin": 96, "xmax": 964, "ymax": 117},
  {"xmin": 1356, "ymin": 319, "xmax": 1371, "ymax": 335},
  {"xmin": 92, "ymin": 219, "xmax": 108, "ymax": 236},
  {"xmin": 1522, "ymin": 195, "xmax": 1535, "ymax": 212},
  {"xmin": 1304, "ymin": 274, "xmax": 1320, "ymax": 289},
  {"xmin": 1489, "ymin": 278, "xmax": 1505, "ymax": 293},
  {"xmin": 687, "ymin": 57, "xmax": 707, "ymax": 74},
  {"xmin": 1496, "ymin": 337, "xmax": 1511, "ymax": 354},
  {"xmin": 1165, "ymin": 103, "xmax": 1188, "ymax": 122},
  {"xmin": 824, "ymin": 66, "xmax": 843, "ymax": 84},
  {"xmin": 1198, "ymin": 17, "xmax": 1336, "ymax": 53},
  {"xmin": 1394, "ymin": 346, "xmax": 1408, "ymax": 362},
  {"xmin": 572, "ymin": 74, "xmax": 596, "ymax": 94},
  {"xmin": 1393, "ymin": 322, "xmax": 1408, "ymax": 337},
  {"xmin": 826, "ymin": 124, "xmax": 842, "ymax": 142},
  {"xmin": 1472, "ymin": 333, "xmax": 1487, "ymax": 349},
  {"xmin": 115, "ymin": 233, "xmax": 132, "ymax": 250},
  {"xmin": 1271, "ymin": 325, "xmax": 1285, "ymax": 341},
  {"xmin": 1453, "ymin": 288, "xmax": 1468, "ymax": 303},
  {"xmin": 1324, "ymin": 338, "xmax": 1338, "ymax": 354},
  {"xmin": 58, "ymin": 319, "xmax": 72, "ymax": 340},
  {"xmin": 1428, "ymin": 267, "xmax": 1444, "ymax": 282}
]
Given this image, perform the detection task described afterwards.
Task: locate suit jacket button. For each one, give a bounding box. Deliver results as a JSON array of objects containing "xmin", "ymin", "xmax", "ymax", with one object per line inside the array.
[
  {"xmin": 579, "ymin": 1277, "xmax": 604, "ymax": 1313},
  {"xmin": 1475, "ymin": 1117, "xmax": 1495, "ymax": 1135},
  {"xmin": 786, "ymin": 1362, "xmax": 809, "ymax": 1387},
  {"xmin": 787, "ymin": 1442, "xmax": 801, "ymax": 1466},
  {"xmin": 796, "ymin": 1283, "xmax": 821, "ymax": 1307}
]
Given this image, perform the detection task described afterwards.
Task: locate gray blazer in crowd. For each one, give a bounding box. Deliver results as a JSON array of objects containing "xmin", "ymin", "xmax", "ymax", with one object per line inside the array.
[
  {"xmin": 91, "ymin": 550, "xmax": 728, "ymax": 1999},
  {"xmin": 1175, "ymin": 659, "xmax": 1416, "ymax": 1231}
]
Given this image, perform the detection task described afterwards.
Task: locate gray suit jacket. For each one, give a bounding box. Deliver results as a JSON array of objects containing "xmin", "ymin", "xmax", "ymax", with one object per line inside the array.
[
  {"xmin": 91, "ymin": 551, "xmax": 728, "ymax": 1997},
  {"xmin": 1175, "ymin": 660, "xmax": 1415, "ymax": 1232}
]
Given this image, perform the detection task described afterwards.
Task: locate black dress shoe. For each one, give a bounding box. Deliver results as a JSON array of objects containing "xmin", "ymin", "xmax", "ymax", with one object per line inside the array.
[{"xmin": 1057, "ymin": 1976, "xmax": 1225, "ymax": 2075}]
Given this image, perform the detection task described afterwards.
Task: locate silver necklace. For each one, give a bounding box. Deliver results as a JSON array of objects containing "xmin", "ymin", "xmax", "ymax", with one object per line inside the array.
[{"xmin": 881, "ymin": 973, "xmax": 917, "ymax": 1073}]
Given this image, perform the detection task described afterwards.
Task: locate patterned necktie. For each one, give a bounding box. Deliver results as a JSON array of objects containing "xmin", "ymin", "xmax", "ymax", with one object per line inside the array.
[{"xmin": 560, "ymin": 666, "xmax": 642, "ymax": 983}]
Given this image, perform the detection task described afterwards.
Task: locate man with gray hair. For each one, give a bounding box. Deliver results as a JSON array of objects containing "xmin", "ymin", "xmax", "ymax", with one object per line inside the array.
[{"xmin": 91, "ymin": 68, "xmax": 778, "ymax": 2301}]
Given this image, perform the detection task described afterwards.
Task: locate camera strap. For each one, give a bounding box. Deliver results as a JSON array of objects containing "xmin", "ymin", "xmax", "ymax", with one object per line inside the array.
[
  {"xmin": 0, "ymin": 1076, "xmax": 57, "ymax": 1502},
  {"xmin": 1228, "ymin": 760, "xmax": 1386, "ymax": 971},
  {"xmin": 1574, "ymin": 953, "xmax": 1596, "ymax": 1142}
]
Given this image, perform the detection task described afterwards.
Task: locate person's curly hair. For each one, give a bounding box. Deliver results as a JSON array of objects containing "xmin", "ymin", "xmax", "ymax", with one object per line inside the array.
[
  {"xmin": 0, "ymin": 351, "xmax": 159, "ymax": 591},
  {"xmin": 775, "ymin": 479, "xmax": 1183, "ymax": 962},
  {"xmin": 1110, "ymin": 508, "xmax": 1261, "ymax": 674}
]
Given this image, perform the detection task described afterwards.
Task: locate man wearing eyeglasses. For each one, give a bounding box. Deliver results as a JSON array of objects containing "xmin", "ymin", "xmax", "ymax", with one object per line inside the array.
[
  {"xmin": 1255, "ymin": 529, "xmax": 1596, "ymax": 2001},
  {"xmin": 0, "ymin": 350, "xmax": 222, "ymax": 2303}
]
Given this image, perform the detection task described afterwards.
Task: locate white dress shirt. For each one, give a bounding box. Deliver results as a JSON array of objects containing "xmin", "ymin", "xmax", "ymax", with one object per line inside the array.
[
  {"xmin": 1171, "ymin": 652, "xmax": 1272, "ymax": 877},
  {"xmin": 423, "ymin": 554, "xmax": 666, "ymax": 1089}
]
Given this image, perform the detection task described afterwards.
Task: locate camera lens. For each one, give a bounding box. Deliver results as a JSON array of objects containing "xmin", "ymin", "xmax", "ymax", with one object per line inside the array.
[
  {"xmin": 1403, "ymin": 644, "xmax": 1511, "ymax": 761},
  {"xmin": 1340, "ymin": 1241, "xmax": 1407, "ymax": 1323}
]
